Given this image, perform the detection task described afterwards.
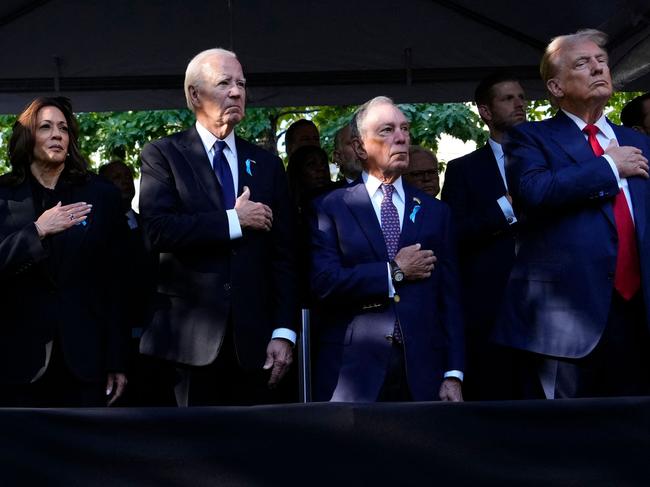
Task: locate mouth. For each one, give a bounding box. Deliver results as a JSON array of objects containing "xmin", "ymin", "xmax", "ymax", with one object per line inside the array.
[
  {"xmin": 49, "ymin": 144, "xmax": 64, "ymax": 151},
  {"xmin": 591, "ymin": 79, "xmax": 609, "ymax": 87}
]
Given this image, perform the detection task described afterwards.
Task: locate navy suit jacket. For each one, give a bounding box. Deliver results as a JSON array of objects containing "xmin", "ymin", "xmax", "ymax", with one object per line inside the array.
[
  {"xmin": 310, "ymin": 179, "xmax": 464, "ymax": 402},
  {"xmin": 494, "ymin": 111, "xmax": 650, "ymax": 358},
  {"xmin": 441, "ymin": 144, "xmax": 516, "ymax": 336},
  {"xmin": 139, "ymin": 127, "xmax": 297, "ymax": 368}
]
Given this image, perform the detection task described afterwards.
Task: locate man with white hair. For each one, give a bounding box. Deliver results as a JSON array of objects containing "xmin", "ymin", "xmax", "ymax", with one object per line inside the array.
[
  {"xmin": 310, "ymin": 96, "xmax": 464, "ymax": 402},
  {"xmin": 139, "ymin": 48, "xmax": 298, "ymax": 406},
  {"xmin": 494, "ymin": 29, "xmax": 650, "ymax": 399}
]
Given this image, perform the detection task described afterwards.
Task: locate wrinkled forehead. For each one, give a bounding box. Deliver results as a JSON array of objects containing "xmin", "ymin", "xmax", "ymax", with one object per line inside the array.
[
  {"xmin": 363, "ymin": 103, "xmax": 408, "ymax": 131},
  {"xmin": 558, "ymin": 39, "xmax": 607, "ymax": 67},
  {"xmin": 200, "ymin": 54, "xmax": 244, "ymax": 80}
]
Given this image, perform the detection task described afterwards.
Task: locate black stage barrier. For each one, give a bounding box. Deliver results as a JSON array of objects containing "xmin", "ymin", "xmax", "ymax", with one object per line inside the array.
[{"xmin": 2, "ymin": 398, "xmax": 649, "ymax": 486}]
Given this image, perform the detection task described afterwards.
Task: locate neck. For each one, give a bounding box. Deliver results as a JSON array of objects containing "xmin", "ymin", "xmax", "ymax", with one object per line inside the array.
[
  {"xmin": 489, "ymin": 128, "xmax": 504, "ymax": 144},
  {"xmin": 30, "ymin": 162, "xmax": 64, "ymax": 189},
  {"xmin": 198, "ymin": 117, "xmax": 233, "ymax": 140},
  {"xmin": 561, "ymin": 101, "xmax": 606, "ymax": 125},
  {"xmin": 368, "ymin": 168, "xmax": 400, "ymax": 184}
]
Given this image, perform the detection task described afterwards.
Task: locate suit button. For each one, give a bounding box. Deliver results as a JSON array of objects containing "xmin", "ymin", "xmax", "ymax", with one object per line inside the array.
[
  {"xmin": 224, "ymin": 283, "xmax": 232, "ymax": 291},
  {"xmin": 231, "ymin": 249, "xmax": 237, "ymax": 256},
  {"xmin": 385, "ymin": 335, "xmax": 394, "ymax": 343},
  {"xmin": 607, "ymin": 271, "xmax": 614, "ymax": 281},
  {"xmin": 507, "ymin": 217, "xmax": 514, "ymax": 224}
]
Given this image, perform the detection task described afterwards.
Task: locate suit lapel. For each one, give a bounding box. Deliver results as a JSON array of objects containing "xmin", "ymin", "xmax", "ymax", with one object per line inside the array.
[
  {"xmin": 549, "ymin": 111, "xmax": 616, "ymax": 228},
  {"xmin": 476, "ymin": 144, "xmax": 507, "ymax": 197},
  {"xmin": 399, "ymin": 184, "xmax": 424, "ymax": 248},
  {"xmin": 343, "ymin": 183, "xmax": 388, "ymax": 260},
  {"xmin": 614, "ymin": 124, "xmax": 647, "ymax": 242},
  {"xmin": 235, "ymin": 136, "xmax": 253, "ymax": 197},
  {"xmin": 178, "ymin": 127, "xmax": 223, "ymax": 209}
]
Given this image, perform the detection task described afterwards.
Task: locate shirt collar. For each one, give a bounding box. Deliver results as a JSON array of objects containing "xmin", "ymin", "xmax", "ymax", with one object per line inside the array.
[
  {"xmin": 487, "ymin": 137, "xmax": 504, "ymax": 160},
  {"xmin": 562, "ymin": 109, "xmax": 615, "ymax": 139},
  {"xmin": 362, "ymin": 171, "xmax": 405, "ymax": 203},
  {"xmin": 195, "ymin": 121, "xmax": 237, "ymax": 155}
]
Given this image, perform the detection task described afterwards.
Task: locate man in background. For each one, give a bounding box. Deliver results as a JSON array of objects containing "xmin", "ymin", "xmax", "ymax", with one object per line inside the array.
[{"xmin": 441, "ymin": 72, "xmax": 526, "ymax": 400}]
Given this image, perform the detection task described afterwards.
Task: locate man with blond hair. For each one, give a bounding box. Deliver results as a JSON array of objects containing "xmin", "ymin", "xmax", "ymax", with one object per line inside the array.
[
  {"xmin": 139, "ymin": 48, "xmax": 297, "ymax": 406},
  {"xmin": 494, "ymin": 30, "xmax": 650, "ymax": 399}
]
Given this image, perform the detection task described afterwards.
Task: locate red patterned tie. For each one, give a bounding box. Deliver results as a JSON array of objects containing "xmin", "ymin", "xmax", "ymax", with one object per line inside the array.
[{"xmin": 583, "ymin": 124, "xmax": 640, "ymax": 300}]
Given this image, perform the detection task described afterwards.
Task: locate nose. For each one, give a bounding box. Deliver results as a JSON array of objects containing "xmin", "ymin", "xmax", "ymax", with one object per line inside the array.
[
  {"xmin": 229, "ymin": 84, "xmax": 243, "ymax": 98},
  {"xmin": 51, "ymin": 126, "xmax": 63, "ymax": 139},
  {"xmin": 395, "ymin": 128, "xmax": 408, "ymax": 144},
  {"xmin": 589, "ymin": 57, "xmax": 604, "ymax": 74}
]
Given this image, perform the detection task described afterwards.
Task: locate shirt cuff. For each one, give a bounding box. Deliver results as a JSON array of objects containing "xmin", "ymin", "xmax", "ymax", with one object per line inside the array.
[
  {"xmin": 387, "ymin": 263, "xmax": 395, "ymax": 298},
  {"xmin": 272, "ymin": 328, "xmax": 297, "ymax": 345},
  {"xmin": 227, "ymin": 209, "xmax": 243, "ymax": 240},
  {"xmin": 496, "ymin": 196, "xmax": 517, "ymax": 225},
  {"xmin": 444, "ymin": 370, "xmax": 464, "ymax": 382},
  {"xmin": 603, "ymin": 154, "xmax": 621, "ymax": 186}
]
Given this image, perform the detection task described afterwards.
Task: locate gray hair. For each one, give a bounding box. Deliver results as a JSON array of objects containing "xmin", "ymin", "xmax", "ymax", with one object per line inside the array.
[
  {"xmin": 184, "ymin": 48, "xmax": 238, "ymax": 112},
  {"xmin": 353, "ymin": 96, "xmax": 395, "ymax": 138}
]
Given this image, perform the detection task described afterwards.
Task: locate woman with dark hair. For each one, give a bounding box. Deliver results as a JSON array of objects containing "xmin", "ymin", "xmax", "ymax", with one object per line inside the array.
[
  {"xmin": 287, "ymin": 145, "xmax": 334, "ymax": 211},
  {"xmin": 0, "ymin": 97, "xmax": 129, "ymax": 407}
]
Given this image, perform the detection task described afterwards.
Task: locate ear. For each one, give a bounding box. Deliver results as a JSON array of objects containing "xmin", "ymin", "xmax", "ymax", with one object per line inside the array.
[
  {"xmin": 188, "ymin": 86, "xmax": 201, "ymax": 108},
  {"xmin": 477, "ymin": 104, "xmax": 491, "ymax": 123},
  {"xmin": 546, "ymin": 78, "xmax": 563, "ymax": 99},
  {"xmin": 332, "ymin": 148, "xmax": 342, "ymax": 167},
  {"xmin": 352, "ymin": 137, "xmax": 367, "ymax": 162}
]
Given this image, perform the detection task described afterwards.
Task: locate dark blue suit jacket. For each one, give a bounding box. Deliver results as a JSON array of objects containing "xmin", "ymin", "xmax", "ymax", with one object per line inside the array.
[
  {"xmin": 139, "ymin": 127, "xmax": 297, "ymax": 368},
  {"xmin": 310, "ymin": 179, "xmax": 464, "ymax": 401},
  {"xmin": 494, "ymin": 111, "xmax": 650, "ymax": 358},
  {"xmin": 441, "ymin": 144, "xmax": 516, "ymax": 337}
]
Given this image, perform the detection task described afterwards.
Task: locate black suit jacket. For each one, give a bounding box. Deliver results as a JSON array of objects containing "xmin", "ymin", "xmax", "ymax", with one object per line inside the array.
[
  {"xmin": 441, "ymin": 144, "xmax": 516, "ymax": 336},
  {"xmin": 139, "ymin": 127, "xmax": 297, "ymax": 368},
  {"xmin": 0, "ymin": 175, "xmax": 129, "ymax": 384}
]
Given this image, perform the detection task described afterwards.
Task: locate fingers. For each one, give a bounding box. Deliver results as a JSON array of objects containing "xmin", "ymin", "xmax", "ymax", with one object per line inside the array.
[
  {"xmin": 235, "ymin": 186, "xmax": 251, "ymax": 205},
  {"xmin": 264, "ymin": 339, "xmax": 293, "ymax": 388},
  {"xmin": 106, "ymin": 373, "xmax": 128, "ymax": 406}
]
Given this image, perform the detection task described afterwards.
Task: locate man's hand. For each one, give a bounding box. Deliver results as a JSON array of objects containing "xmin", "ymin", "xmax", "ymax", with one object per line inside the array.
[
  {"xmin": 605, "ymin": 139, "xmax": 649, "ymax": 179},
  {"xmin": 263, "ymin": 338, "xmax": 293, "ymax": 388},
  {"xmin": 439, "ymin": 378, "xmax": 463, "ymax": 402},
  {"xmin": 394, "ymin": 243, "xmax": 437, "ymax": 281},
  {"xmin": 106, "ymin": 372, "xmax": 128, "ymax": 406},
  {"xmin": 235, "ymin": 186, "xmax": 273, "ymax": 231}
]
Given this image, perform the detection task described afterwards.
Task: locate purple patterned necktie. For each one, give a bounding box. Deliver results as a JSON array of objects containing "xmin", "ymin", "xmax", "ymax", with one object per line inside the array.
[
  {"xmin": 380, "ymin": 184, "xmax": 402, "ymax": 343},
  {"xmin": 380, "ymin": 184, "xmax": 400, "ymax": 259}
]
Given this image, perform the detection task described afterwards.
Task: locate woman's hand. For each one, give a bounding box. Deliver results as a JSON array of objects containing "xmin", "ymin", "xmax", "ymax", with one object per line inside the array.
[{"xmin": 34, "ymin": 201, "xmax": 92, "ymax": 238}]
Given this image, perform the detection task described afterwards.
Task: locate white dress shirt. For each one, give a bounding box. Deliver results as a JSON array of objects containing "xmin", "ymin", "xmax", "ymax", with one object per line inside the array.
[
  {"xmin": 562, "ymin": 110, "xmax": 635, "ymax": 221},
  {"xmin": 488, "ymin": 138, "xmax": 517, "ymax": 225},
  {"xmin": 195, "ymin": 122, "xmax": 296, "ymax": 344},
  {"xmin": 362, "ymin": 172, "xmax": 463, "ymax": 381}
]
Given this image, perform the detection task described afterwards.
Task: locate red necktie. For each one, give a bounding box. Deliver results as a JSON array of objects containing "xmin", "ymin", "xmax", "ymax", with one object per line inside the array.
[{"xmin": 583, "ymin": 124, "xmax": 640, "ymax": 300}]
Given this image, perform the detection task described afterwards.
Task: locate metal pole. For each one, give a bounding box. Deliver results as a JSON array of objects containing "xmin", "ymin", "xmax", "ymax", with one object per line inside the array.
[{"xmin": 298, "ymin": 308, "xmax": 311, "ymax": 403}]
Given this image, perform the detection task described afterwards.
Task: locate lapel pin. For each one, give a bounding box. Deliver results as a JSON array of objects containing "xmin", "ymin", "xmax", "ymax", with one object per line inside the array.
[
  {"xmin": 410, "ymin": 197, "xmax": 422, "ymax": 223},
  {"xmin": 245, "ymin": 159, "xmax": 256, "ymax": 176}
]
